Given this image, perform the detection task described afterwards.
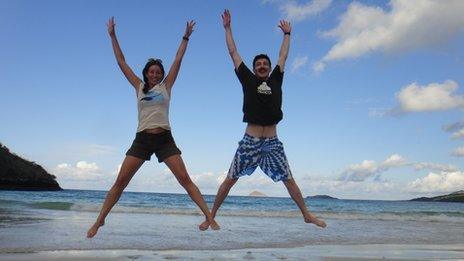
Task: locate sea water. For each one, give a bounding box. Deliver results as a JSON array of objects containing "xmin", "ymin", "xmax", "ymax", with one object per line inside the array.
[{"xmin": 0, "ymin": 189, "xmax": 463, "ymax": 252}]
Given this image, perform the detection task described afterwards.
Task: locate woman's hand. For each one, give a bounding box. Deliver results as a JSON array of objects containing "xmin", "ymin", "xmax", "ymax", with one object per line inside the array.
[
  {"xmin": 107, "ymin": 17, "xmax": 116, "ymax": 37},
  {"xmin": 184, "ymin": 20, "xmax": 196, "ymax": 38}
]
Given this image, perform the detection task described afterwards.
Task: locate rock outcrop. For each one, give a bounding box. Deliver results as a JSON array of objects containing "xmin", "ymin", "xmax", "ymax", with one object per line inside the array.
[
  {"xmin": 0, "ymin": 143, "xmax": 62, "ymax": 191},
  {"xmin": 410, "ymin": 191, "xmax": 464, "ymax": 203}
]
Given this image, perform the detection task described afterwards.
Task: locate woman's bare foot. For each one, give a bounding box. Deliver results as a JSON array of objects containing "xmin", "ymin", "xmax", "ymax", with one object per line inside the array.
[
  {"xmin": 209, "ymin": 219, "xmax": 220, "ymax": 230},
  {"xmin": 199, "ymin": 219, "xmax": 210, "ymax": 231},
  {"xmin": 199, "ymin": 218, "xmax": 220, "ymax": 231},
  {"xmin": 304, "ymin": 214, "xmax": 327, "ymax": 228},
  {"xmin": 87, "ymin": 220, "xmax": 105, "ymax": 238}
]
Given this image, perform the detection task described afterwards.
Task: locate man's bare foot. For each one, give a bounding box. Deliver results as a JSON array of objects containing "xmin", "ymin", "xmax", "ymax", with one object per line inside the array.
[
  {"xmin": 87, "ymin": 220, "xmax": 105, "ymax": 238},
  {"xmin": 209, "ymin": 219, "xmax": 220, "ymax": 230},
  {"xmin": 199, "ymin": 219, "xmax": 210, "ymax": 231},
  {"xmin": 304, "ymin": 214, "xmax": 327, "ymax": 228}
]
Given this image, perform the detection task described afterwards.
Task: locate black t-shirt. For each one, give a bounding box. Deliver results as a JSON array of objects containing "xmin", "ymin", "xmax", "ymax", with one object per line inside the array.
[{"xmin": 235, "ymin": 62, "xmax": 283, "ymax": 126}]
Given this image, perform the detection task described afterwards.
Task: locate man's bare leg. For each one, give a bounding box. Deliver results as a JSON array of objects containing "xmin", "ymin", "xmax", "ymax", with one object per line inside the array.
[
  {"xmin": 200, "ymin": 177, "xmax": 238, "ymax": 228},
  {"xmin": 87, "ymin": 156, "xmax": 145, "ymax": 238},
  {"xmin": 283, "ymin": 178, "xmax": 327, "ymax": 228},
  {"xmin": 164, "ymin": 154, "xmax": 220, "ymax": 231}
]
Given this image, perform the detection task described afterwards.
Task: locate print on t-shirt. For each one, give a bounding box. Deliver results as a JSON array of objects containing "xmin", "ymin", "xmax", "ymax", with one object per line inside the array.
[
  {"xmin": 140, "ymin": 89, "xmax": 164, "ymax": 104},
  {"xmin": 257, "ymin": 82, "xmax": 272, "ymax": 95}
]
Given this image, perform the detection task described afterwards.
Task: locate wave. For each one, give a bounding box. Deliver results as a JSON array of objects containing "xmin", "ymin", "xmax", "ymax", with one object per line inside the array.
[
  {"xmin": 31, "ymin": 202, "xmax": 74, "ymax": 211},
  {"xmin": 2, "ymin": 199, "xmax": 464, "ymax": 223}
]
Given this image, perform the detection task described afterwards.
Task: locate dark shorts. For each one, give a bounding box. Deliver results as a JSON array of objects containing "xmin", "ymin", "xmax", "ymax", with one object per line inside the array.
[{"xmin": 126, "ymin": 130, "xmax": 181, "ymax": 162}]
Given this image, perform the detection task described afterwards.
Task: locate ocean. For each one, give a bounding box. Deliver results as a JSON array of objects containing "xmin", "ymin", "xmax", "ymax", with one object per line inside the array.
[{"xmin": 0, "ymin": 189, "xmax": 463, "ymax": 252}]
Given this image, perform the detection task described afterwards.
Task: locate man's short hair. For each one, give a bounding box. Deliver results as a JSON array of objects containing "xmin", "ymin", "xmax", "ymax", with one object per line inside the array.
[{"xmin": 253, "ymin": 54, "xmax": 271, "ymax": 69}]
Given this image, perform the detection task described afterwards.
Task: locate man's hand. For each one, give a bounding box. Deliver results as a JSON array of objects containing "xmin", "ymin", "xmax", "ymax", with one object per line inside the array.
[
  {"xmin": 222, "ymin": 9, "xmax": 231, "ymax": 29},
  {"xmin": 278, "ymin": 20, "xmax": 291, "ymax": 34}
]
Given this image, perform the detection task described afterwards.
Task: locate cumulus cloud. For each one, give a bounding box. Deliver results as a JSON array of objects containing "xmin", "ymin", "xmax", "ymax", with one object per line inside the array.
[
  {"xmin": 338, "ymin": 155, "xmax": 460, "ymax": 182},
  {"xmin": 443, "ymin": 121, "xmax": 464, "ymax": 132},
  {"xmin": 290, "ymin": 56, "xmax": 309, "ymax": 73},
  {"xmin": 392, "ymin": 80, "xmax": 464, "ymax": 113},
  {"xmin": 451, "ymin": 129, "xmax": 464, "ymax": 139},
  {"xmin": 368, "ymin": 107, "xmax": 390, "ymax": 118},
  {"xmin": 54, "ymin": 161, "xmax": 102, "ymax": 181},
  {"xmin": 278, "ymin": 0, "xmax": 332, "ymax": 22},
  {"xmin": 452, "ymin": 147, "xmax": 464, "ymax": 157},
  {"xmin": 413, "ymin": 162, "xmax": 458, "ymax": 173},
  {"xmin": 443, "ymin": 121, "xmax": 464, "ymax": 139},
  {"xmin": 315, "ymin": 0, "xmax": 464, "ymax": 72},
  {"xmin": 339, "ymin": 154, "xmax": 407, "ymax": 182},
  {"xmin": 407, "ymin": 171, "xmax": 464, "ymax": 193},
  {"xmin": 299, "ymin": 174, "xmax": 396, "ymax": 199}
]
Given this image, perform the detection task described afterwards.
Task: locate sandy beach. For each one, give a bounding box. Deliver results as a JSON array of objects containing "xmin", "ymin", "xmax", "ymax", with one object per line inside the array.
[{"xmin": 1, "ymin": 244, "xmax": 464, "ymax": 260}]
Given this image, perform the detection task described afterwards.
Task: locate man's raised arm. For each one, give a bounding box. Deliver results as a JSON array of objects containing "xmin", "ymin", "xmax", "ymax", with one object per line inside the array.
[{"xmin": 222, "ymin": 9, "xmax": 242, "ymax": 70}]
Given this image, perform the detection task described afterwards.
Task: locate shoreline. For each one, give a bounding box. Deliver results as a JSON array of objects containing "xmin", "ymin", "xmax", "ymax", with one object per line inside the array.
[{"xmin": 1, "ymin": 244, "xmax": 463, "ymax": 260}]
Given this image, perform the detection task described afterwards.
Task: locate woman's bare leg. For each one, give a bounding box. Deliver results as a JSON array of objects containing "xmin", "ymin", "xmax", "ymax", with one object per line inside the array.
[
  {"xmin": 164, "ymin": 154, "xmax": 219, "ymax": 230},
  {"xmin": 87, "ymin": 155, "xmax": 145, "ymax": 238}
]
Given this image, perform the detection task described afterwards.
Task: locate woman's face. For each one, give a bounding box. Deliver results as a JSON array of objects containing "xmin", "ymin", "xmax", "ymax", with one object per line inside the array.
[{"xmin": 146, "ymin": 64, "xmax": 164, "ymax": 86}]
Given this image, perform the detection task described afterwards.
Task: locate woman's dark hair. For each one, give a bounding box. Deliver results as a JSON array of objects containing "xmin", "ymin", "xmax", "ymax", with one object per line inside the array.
[
  {"xmin": 142, "ymin": 58, "xmax": 165, "ymax": 94},
  {"xmin": 252, "ymin": 54, "xmax": 271, "ymax": 69}
]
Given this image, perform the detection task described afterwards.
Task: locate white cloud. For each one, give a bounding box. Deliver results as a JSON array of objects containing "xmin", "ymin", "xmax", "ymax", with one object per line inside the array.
[
  {"xmin": 279, "ymin": 0, "xmax": 332, "ymax": 22},
  {"xmin": 443, "ymin": 121, "xmax": 464, "ymax": 132},
  {"xmin": 299, "ymin": 174, "xmax": 397, "ymax": 199},
  {"xmin": 368, "ymin": 107, "xmax": 390, "ymax": 118},
  {"xmin": 316, "ymin": 0, "xmax": 464, "ymax": 72},
  {"xmin": 393, "ymin": 80, "xmax": 464, "ymax": 112},
  {"xmin": 443, "ymin": 121, "xmax": 464, "ymax": 139},
  {"xmin": 414, "ymin": 162, "xmax": 458, "ymax": 173},
  {"xmin": 76, "ymin": 161, "xmax": 99, "ymax": 171},
  {"xmin": 190, "ymin": 171, "xmax": 226, "ymax": 190},
  {"xmin": 381, "ymin": 154, "xmax": 407, "ymax": 168},
  {"xmin": 339, "ymin": 154, "xmax": 407, "ymax": 182},
  {"xmin": 290, "ymin": 56, "xmax": 308, "ymax": 73},
  {"xmin": 451, "ymin": 129, "xmax": 464, "ymax": 139},
  {"xmin": 339, "ymin": 153, "xmax": 464, "ymax": 182},
  {"xmin": 452, "ymin": 147, "xmax": 464, "ymax": 157},
  {"xmin": 312, "ymin": 61, "xmax": 326, "ymax": 74},
  {"xmin": 407, "ymin": 171, "xmax": 464, "ymax": 193},
  {"xmin": 54, "ymin": 161, "xmax": 102, "ymax": 181}
]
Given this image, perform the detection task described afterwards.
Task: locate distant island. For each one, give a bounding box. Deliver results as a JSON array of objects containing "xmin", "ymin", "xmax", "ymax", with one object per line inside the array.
[
  {"xmin": 306, "ymin": 195, "xmax": 338, "ymax": 200},
  {"xmin": 0, "ymin": 143, "xmax": 62, "ymax": 191},
  {"xmin": 410, "ymin": 191, "xmax": 464, "ymax": 203},
  {"xmin": 248, "ymin": 190, "xmax": 267, "ymax": 197}
]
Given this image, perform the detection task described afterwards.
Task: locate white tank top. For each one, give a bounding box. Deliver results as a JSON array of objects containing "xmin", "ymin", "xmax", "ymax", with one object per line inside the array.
[{"xmin": 136, "ymin": 82, "xmax": 171, "ymax": 132}]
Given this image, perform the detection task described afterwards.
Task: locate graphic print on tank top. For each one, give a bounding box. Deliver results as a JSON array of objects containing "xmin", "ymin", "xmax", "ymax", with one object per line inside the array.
[{"xmin": 140, "ymin": 89, "xmax": 164, "ymax": 104}]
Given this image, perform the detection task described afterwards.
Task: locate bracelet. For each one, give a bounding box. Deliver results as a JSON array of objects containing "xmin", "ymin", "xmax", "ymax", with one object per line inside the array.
[
  {"xmin": 284, "ymin": 32, "xmax": 291, "ymax": 35},
  {"xmin": 183, "ymin": 36, "xmax": 189, "ymax": 41}
]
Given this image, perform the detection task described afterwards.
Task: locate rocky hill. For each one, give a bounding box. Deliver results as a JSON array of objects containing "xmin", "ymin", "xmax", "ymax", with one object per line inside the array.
[
  {"xmin": 0, "ymin": 143, "xmax": 62, "ymax": 191},
  {"xmin": 306, "ymin": 195, "xmax": 339, "ymax": 200},
  {"xmin": 410, "ymin": 191, "xmax": 464, "ymax": 203},
  {"xmin": 248, "ymin": 190, "xmax": 267, "ymax": 197}
]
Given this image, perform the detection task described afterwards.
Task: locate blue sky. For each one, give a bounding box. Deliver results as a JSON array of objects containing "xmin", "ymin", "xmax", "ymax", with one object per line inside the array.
[{"xmin": 1, "ymin": 0, "xmax": 464, "ymax": 200}]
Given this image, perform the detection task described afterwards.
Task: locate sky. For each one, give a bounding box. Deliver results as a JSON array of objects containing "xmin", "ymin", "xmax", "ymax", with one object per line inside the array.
[{"xmin": 1, "ymin": 0, "xmax": 463, "ymax": 200}]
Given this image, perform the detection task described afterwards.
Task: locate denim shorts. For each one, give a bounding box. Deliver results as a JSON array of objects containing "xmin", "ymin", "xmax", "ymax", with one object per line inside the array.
[{"xmin": 126, "ymin": 130, "xmax": 181, "ymax": 162}]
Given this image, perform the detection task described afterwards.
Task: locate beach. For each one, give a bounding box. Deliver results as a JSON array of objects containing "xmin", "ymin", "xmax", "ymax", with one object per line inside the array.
[
  {"xmin": 2, "ymin": 244, "xmax": 464, "ymax": 260},
  {"xmin": 1, "ymin": 190, "xmax": 463, "ymax": 260}
]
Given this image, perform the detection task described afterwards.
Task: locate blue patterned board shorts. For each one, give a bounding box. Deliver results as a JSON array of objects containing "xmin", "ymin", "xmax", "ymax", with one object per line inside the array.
[{"xmin": 227, "ymin": 134, "xmax": 293, "ymax": 182}]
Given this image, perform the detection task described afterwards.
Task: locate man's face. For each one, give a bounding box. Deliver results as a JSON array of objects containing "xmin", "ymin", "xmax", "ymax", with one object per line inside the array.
[{"xmin": 253, "ymin": 58, "xmax": 271, "ymax": 80}]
